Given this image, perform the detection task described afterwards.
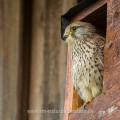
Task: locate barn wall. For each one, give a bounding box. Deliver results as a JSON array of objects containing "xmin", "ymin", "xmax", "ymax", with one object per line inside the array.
[
  {"xmin": 0, "ymin": 0, "xmax": 77, "ymax": 120},
  {"xmin": 0, "ymin": 0, "xmax": 23, "ymax": 120},
  {"xmin": 29, "ymin": 0, "xmax": 77, "ymax": 120}
]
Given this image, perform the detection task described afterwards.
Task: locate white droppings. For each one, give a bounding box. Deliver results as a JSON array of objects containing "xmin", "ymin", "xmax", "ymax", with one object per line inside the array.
[
  {"xmin": 108, "ymin": 106, "xmax": 118, "ymax": 115},
  {"xmin": 98, "ymin": 110, "xmax": 105, "ymax": 119}
]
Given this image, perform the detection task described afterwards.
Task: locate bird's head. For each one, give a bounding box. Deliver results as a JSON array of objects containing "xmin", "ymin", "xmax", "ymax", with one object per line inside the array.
[{"xmin": 63, "ymin": 21, "xmax": 96, "ymax": 44}]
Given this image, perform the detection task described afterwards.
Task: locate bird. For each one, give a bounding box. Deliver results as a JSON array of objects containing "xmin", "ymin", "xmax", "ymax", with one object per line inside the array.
[{"xmin": 63, "ymin": 21, "xmax": 105, "ymax": 107}]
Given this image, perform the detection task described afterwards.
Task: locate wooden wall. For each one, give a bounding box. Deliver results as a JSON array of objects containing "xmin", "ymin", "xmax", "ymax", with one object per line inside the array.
[
  {"xmin": 0, "ymin": 0, "xmax": 77, "ymax": 120},
  {"xmin": 0, "ymin": 0, "xmax": 23, "ymax": 120}
]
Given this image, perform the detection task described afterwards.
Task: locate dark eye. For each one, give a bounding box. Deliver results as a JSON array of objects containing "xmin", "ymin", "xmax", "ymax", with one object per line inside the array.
[{"xmin": 72, "ymin": 27, "xmax": 76, "ymax": 30}]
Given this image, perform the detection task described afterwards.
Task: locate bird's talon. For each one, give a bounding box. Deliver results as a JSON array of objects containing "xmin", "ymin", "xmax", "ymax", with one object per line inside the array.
[{"xmin": 83, "ymin": 99, "xmax": 92, "ymax": 107}]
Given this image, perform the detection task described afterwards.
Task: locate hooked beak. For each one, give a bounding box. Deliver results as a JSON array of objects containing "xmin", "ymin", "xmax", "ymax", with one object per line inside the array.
[
  {"xmin": 63, "ymin": 35, "xmax": 68, "ymax": 40},
  {"xmin": 63, "ymin": 30, "xmax": 71, "ymax": 41}
]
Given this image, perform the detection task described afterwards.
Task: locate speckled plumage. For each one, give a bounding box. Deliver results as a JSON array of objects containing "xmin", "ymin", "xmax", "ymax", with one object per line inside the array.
[{"xmin": 63, "ymin": 21, "xmax": 105, "ymax": 105}]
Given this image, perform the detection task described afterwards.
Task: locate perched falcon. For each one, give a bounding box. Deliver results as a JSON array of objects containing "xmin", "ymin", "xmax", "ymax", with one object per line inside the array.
[{"xmin": 63, "ymin": 21, "xmax": 105, "ymax": 107}]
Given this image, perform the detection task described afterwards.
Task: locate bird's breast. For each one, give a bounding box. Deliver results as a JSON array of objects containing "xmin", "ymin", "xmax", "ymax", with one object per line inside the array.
[{"xmin": 71, "ymin": 41, "xmax": 95, "ymax": 81}]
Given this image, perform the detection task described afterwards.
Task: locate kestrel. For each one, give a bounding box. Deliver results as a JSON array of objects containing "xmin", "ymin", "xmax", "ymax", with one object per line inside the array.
[{"xmin": 63, "ymin": 21, "xmax": 105, "ymax": 107}]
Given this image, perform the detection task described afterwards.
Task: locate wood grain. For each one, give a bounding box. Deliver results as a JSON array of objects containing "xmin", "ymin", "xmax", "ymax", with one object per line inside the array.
[
  {"xmin": 104, "ymin": 0, "xmax": 120, "ymax": 91},
  {"xmin": 63, "ymin": 45, "xmax": 83, "ymax": 120},
  {"xmin": 28, "ymin": 0, "xmax": 46, "ymax": 120},
  {"xmin": 70, "ymin": 84, "xmax": 120, "ymax": 120},
  {"xmin": 0, "ymin": 0, "xmax": 76, "ymax": 120},
  {"xmin": 72, "ymin": 0, "xmax": 106, "ymax": 22},
  {"xmin": 63, "ymin": 45, "xmax": 74, "ymax": 120},
  {"xmin": 29, "ymin": 0, "xmax": 77, "ymax": 120},
  {"xmin": 0, "ymin": 0, "xmax": 24, "ymax": 120}
]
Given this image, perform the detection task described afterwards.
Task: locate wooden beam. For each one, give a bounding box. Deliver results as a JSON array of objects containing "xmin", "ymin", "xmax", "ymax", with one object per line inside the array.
[
  {"xmin": 63, "ymin": 45, "xmax": 82, "ymax": 120},
  {"xmin": 72, "ymin": 0, "xmax": 106, "ymax": 22},
  {"xmin": 63, "ymin": 45, "xmax": 74, "ymax": 120},
  {"xmin": 104, "ymin": 0, "xmax": 120, "ymax": 91}
]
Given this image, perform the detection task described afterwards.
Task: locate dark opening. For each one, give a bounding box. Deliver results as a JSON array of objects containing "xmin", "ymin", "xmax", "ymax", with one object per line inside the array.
[{"xmin": 81, "ymin": 4, "xmax": 107, "ymax": 37}]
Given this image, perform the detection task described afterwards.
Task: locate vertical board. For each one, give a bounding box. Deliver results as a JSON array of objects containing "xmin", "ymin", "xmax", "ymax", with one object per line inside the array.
[
  {"xmin": 29, "ymin": 0, "xmax": 77, "ymax": 120},
  {"xmin": 0, "ymin": 0, "xmax": 23, "ymax": 120},
  {"xmin": 104, "ymin": 0, "xmax": 120, "ymax": 91}
]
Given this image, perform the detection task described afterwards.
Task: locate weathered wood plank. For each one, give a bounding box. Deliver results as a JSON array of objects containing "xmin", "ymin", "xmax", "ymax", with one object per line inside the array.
[
  {"xmin": 0, "ymin": 0, "xmax": 77, "ymax": 120},
  {"xmin": 29, "ymin": 0, "xmax": 77, "ymax": 120},
  {"xmin": 28, "ymin": 0, "xmax": 46, "ymax": 120},
  {"xmin": 63, "ymin": 45, "xmax": 83, "ymax": 120},
  {"xmin": 104, "ymin": 0, "xmax": 120, "ymax": 91},
  {"xmin": 72, "ymin": 0, "xmax": 106, "ymax": 22},
  {"xmin": 70, "ymin": 84, "xmax": 120, "ymax": 120},
  {"xmin": 64, "ymin": 46, "xmax": 74, "ymax": 120},
  {"xmin": 0, "ymin": 0, "xmax": 23, "ymax": 120}
]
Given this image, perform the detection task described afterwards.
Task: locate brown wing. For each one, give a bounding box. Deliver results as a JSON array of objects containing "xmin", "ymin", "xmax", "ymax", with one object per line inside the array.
[
  {"xmin": 96, "ymin": 36, "xmax": 105, "ymax": 66},
  {"xmin": 94, "ymin": 34, "xmax": 105, "ymax": 77}
]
